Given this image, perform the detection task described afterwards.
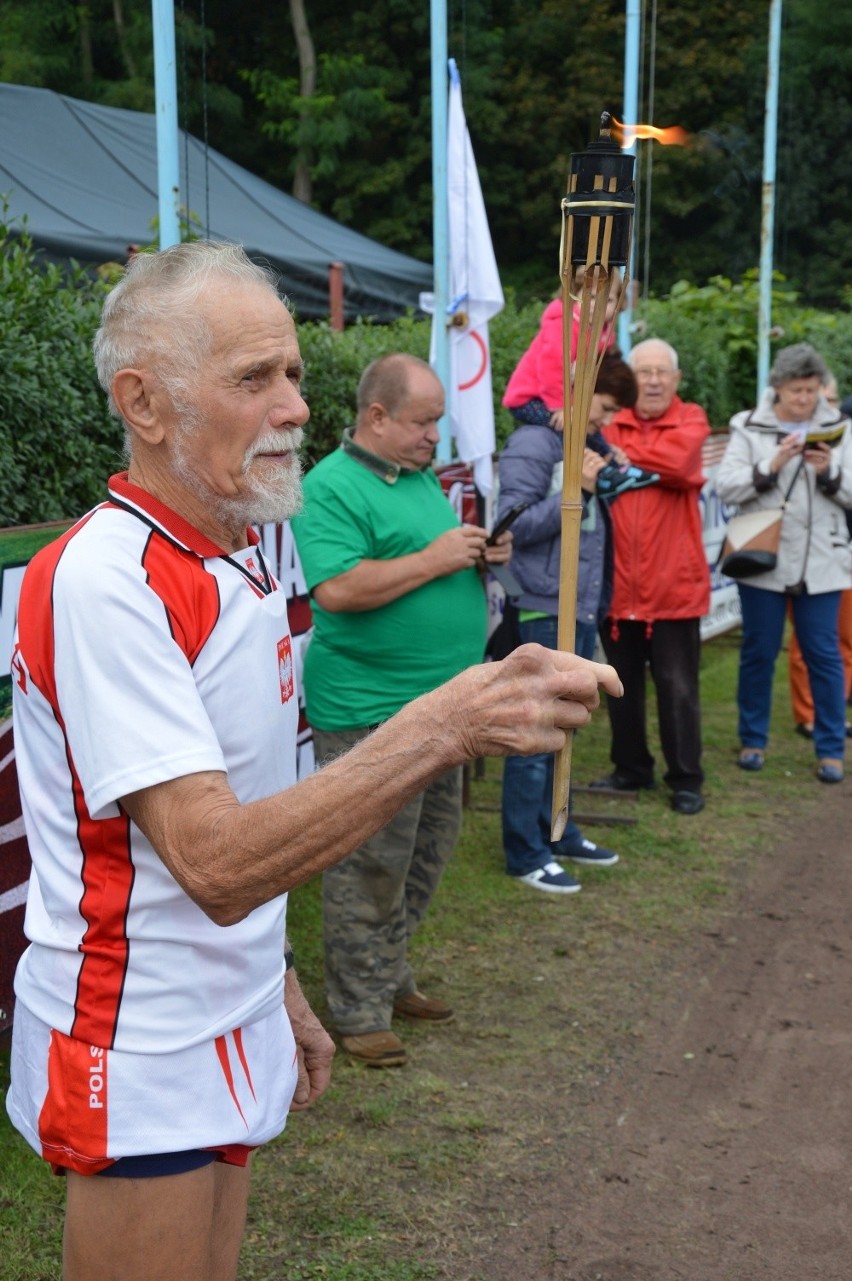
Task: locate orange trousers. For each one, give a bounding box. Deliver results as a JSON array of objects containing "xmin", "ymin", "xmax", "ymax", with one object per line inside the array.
[{"xmin": 788, "ymin": 589, "xmax": 852, "ymax": 727}]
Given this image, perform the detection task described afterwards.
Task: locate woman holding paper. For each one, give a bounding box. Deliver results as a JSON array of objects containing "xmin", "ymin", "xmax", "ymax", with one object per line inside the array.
[{"xmin": 716, "ymin": 343, "xmax": 852, "ymax": 782}]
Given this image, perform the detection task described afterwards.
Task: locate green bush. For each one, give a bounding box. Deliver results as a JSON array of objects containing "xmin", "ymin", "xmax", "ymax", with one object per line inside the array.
[
  {"xmin": 636, "ymin": 273, "xmax": 852, "ymax": 429},
  {"xmin": 490, "ymin": 292, "xmax": 549, "ymax": 448},
  {"xmin": 0, "ymin": 213, "xmax": 121, "ymax": 525},
  {"xmin": 296, "ymin": 313, "xmax": 430, "ymax": 465},
  {"xmin": 5, "ymin": 219, "xmax": 852, "ymax": 527},
  {"xmin": 296, "ymin": 293, "xmax": 545, "ymax": 462}
]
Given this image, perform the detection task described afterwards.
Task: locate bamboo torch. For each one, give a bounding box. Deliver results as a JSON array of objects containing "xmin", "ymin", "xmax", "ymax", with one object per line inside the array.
[{"xmin": 551, "ymin": 111, "xmax": 636, "ymax": 841}]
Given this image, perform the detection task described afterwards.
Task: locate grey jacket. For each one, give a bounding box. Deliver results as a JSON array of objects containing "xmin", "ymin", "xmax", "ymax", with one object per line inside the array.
[
  {"xmin": 715, "ymin": 388, "xmax": 852, "ymax": 594},
  {"xmin": 496, "ymin": 423, "xmax": 612, "ymax": 621}
]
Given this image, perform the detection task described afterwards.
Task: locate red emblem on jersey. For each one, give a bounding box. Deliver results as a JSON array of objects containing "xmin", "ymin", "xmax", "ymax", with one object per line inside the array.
[
  {"xmin": 11, "ymin": 644, "xmax": 27, "ymax": 694},
  {"xmin": 277, "ymin": 636, "xmax": 294, "ymax": 703},
  {"xmin": 244, "ymin": 556, "xmax": 265, "ymax": 588}
]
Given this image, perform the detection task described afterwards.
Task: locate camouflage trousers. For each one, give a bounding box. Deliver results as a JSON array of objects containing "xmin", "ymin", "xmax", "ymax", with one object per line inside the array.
[{"xmin": 312, "ymin": 725, "xmax": 462, "ymax": 1036}]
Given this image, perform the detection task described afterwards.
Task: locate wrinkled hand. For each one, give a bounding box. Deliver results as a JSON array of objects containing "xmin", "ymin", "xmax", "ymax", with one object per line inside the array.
[
  {"xmin": 582, "ymin": 448, "xmax": 606, "ymax": 492},
  {"xmin": 437, "ymin": 643, "xmax": 622, "ymax": 762},
  {"xmin": 284, "ymin": 969, "xmax": 335, "ymax": 1111},
  {"xmin": 483, "ymin": 530, "xmax": 513, "ymax": 565},
  {"xmin": 424, "ymin": 524, "xmax": 489, "ymax": 577}
]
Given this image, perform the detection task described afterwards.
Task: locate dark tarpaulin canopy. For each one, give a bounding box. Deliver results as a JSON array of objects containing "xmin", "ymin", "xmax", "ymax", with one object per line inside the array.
[{"xmin": 0, "ymin": 82, "xmax": 432, "ymax": 321}]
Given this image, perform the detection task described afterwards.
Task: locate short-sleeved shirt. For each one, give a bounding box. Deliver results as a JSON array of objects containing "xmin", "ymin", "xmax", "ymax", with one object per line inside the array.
[
  {"xmin": 10, "ymin": 472, "xmax": 300, "ymax": 1055},
  {"xmin": 291, "ymin": 436, "xmax": 488, "ymax": 730}
]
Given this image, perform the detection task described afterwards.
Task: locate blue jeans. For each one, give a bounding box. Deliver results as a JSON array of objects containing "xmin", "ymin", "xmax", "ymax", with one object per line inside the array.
[
  {"xmin": 502, "ymin": 615, "xmax": 598, "ymax": 876},
  {"xmin": 737, "ymin": 584, "xmax": 845, "ymax": 760}
]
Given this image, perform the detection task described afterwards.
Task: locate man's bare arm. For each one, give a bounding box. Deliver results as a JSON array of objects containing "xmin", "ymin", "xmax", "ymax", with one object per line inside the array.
[
  {"xmin": 313, "ymin": 524, "xmax": 489, "ymax": 612},
  {"xmin": 121, "ymin": 645, "xmax": 622, "ymax": 925}
]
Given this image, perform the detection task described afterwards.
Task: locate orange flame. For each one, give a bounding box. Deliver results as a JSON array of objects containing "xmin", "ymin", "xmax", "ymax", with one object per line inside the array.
[{"xmin": 612, "ymin": 117, "xmax": 689, "ymax": 148}]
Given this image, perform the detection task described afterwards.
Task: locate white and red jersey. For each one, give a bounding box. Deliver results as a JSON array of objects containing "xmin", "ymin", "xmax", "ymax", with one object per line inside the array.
[{"xmin": 10, "ymin": 473, "xmax": 300, "ymax": 1055}]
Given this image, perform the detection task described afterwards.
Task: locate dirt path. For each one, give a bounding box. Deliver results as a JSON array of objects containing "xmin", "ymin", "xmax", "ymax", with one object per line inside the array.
[{"xmin": 473, "ymin": 788, "xmax": 852, "ymax": 1281}]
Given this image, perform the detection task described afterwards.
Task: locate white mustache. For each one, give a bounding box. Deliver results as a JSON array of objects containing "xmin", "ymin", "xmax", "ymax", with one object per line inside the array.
[{"xmin": 244, "ymin": 427, "xmax": 304, "ymax": 464}]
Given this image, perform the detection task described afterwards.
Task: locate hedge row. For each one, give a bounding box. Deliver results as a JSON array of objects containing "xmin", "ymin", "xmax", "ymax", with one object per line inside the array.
[{"xmin": 4, "ymin": 216, "xmax": 852, "ymax": 525}]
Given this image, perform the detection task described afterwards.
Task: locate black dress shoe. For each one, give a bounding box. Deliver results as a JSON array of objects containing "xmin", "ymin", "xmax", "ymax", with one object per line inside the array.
[
  {"xmin": 589, "ymin": 773, "xmax": 657, "ymax": 792},
  {"xmin": 671, "ymin": 790, "xmax": 705, "ymax": 814}
]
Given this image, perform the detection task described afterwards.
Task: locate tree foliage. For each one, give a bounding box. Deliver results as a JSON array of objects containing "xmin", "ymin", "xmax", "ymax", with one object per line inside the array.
[
  {"xmin": 3, "ymin": 1, "xmax": 852, "ymax": 528},
  {"xmin": 637, "ymin": 274, "xmax": 852, "ymax": 429},
  {"xmin": 2, "ymin": 1, "xmax": 850, "ymax": 307},
  {"xmin": 0, "ymin": 213, "xmax": 120, "ymax": 525},
  {"xmin": 774, "ymin": 0, "xmax": 852, "ymax": 304},
  {"xmin": 243, "ymin": 54, "xmax": 395, "ymax": 191},
  {"xmin": 6, "ymin": 202, "xmax": 852, "ymax": 528}
]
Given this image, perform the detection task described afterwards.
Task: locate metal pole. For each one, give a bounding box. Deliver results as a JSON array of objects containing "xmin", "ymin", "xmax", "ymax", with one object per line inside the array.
[
  {"xmin": 151, "ymin": 0, "xmax": 181, "ymax": 249},
  {"xmin": 430, "ymin": 0, "xmax": 451, "ymax": 461},
  {"xmin": 757, "ymin": 0, "xmax": 783, "ymax": 397},
  {"xmin": 617, "ymin": 0, "xmax": 641, "ymax": 353}
]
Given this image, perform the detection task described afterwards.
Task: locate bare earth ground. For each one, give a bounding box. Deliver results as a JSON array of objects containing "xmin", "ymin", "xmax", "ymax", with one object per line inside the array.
[{"xmin": 467, "ymin": 789, "xmax": 852, "ymax": 1281}]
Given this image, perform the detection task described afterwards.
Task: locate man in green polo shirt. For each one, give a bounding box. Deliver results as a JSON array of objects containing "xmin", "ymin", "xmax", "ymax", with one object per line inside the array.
[{"xmin": 291, "ymin": 353, "xmax": 511, "ymax": 1067}]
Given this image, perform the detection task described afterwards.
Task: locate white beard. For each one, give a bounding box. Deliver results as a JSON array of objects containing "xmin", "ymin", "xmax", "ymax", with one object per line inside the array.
[{"xmin": 172, "ymin": 425, "xmax": 305, "ymax": 530}]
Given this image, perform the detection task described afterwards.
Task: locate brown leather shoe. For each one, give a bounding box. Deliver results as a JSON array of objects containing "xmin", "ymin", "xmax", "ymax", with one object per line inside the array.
[
  {"xmin": 339, "ymin": 1030, "xmax": 407, "ymax": 1067},
  {"xmin": 392, "ymin": 991, "xmax": 455, "ymax": 1023}
]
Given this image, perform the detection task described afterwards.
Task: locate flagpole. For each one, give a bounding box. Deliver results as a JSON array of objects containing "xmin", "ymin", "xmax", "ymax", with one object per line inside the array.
[
  {"xmin": 757, "ymin": 0, "xmax": 782, "ymax": 398},
  {"xmin": 617, "ymin": 0, "xmax": 640, "ymax": 354},
  {"xmin": 151, "ymin": 0, "xmax": 181, "ymax": 249},
  {"xmin": 430, "ymin": 0, "xmax": 451, "ymax": 462}
]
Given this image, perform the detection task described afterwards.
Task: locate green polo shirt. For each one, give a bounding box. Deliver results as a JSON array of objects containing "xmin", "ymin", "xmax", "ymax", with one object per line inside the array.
[{"xmin": 291, "ymin": 432, "xmax": 487, "ymax": 730}]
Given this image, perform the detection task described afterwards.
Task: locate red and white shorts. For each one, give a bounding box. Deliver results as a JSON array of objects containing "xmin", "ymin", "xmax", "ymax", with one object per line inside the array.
[{"xmin": 6, "ymin": 1002, "xmax": 299, "ymax": 1175}]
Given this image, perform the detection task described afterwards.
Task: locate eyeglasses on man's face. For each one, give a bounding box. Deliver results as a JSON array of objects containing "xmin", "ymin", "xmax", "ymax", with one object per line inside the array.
[{"xmin": 634, "ymin": 366, "xmax": 677, "ymax": 379}]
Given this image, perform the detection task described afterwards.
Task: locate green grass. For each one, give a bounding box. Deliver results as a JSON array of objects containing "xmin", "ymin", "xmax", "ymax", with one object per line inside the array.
[
  {"xmin": 0, "ymin": 626, "xmax": 834, "ymax": 1280},
  {"xmin": 0, "ymin": 526, "xmax": 70, "ymax": 568},
  {"xmin": 0, "ymin": 523, "xmax": 71, "ymax": 719},
  {"xmin": 0, "ymin": 1083, "xmax": 64, "ymax": 1281}
]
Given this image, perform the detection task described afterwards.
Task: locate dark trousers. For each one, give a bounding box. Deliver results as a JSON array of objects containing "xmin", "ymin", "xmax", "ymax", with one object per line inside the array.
[
  {"xmin": 601, "ymin": 617, "xmax": 704, "ymax": 792},
  {"xmin": 501, "ymin": 615, "xmax": 599, "ymax": 876}
]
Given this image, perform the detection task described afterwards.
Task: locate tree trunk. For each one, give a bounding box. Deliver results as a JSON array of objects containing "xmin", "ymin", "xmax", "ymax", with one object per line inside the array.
[
  {"xmin": 79, "ymin": 4, "xmax": 94, "ymax": 87},
  {"xmin": 288, "ymin": 0, "xmax": 316, "ymax": 204},
  {"xmin": 113, "ymin": 0, "xmax": 138, "ymax": 80}
]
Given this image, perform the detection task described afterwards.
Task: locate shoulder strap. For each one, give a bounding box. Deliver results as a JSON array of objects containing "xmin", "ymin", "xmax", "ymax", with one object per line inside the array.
[{"xmin": 780, "ymin": 456, "xmax": 805, "ymax": 505}]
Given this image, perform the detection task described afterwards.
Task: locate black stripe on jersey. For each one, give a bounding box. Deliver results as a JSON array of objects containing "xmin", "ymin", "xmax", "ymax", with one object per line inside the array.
[
  {"xmin": 141, "ymin": 528, "xmax": 179, "ymax": 646},
  {"xmin": 110, "ymin": 494, "xmax": 277, "ymax": 596},
  {"xmin": 221, "ymin": 546, "xmax": 276, "ymax": 597},
  {"xmin": 108, "ymin": 495, "xmax": 196, "ymax": 555}
]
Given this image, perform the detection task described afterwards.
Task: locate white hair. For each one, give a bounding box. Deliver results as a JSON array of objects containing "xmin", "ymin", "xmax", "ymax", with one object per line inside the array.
[
  {"xmin": 628, "ymin": 338, "xmax": 680, "ymax": 371},
  {"xmin": 93, "ymin": 241, "xmax": 284, "ymax": 422}
]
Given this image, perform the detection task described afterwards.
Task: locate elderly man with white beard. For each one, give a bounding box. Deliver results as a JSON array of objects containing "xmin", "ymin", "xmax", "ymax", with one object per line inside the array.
[{"xmin": 6, "ymin": 241, "xmax": 622, "ymax": 1281}]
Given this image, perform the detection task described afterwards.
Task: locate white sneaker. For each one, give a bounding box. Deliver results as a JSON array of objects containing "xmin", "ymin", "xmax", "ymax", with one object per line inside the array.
[{"xmin": 512, "ymin": 861, "xmax": 581, "ymax": 894}]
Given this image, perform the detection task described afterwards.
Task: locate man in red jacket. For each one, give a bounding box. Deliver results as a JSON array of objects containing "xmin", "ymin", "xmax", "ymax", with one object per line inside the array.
[{"xmin": 595, "ymin": 338, "xmax": 710, "ymax": 814}]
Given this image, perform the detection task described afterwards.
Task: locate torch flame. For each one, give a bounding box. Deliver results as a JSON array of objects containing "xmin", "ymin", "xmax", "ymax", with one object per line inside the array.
[{"xmin": 612, "ymin": 117, "xmax": 689, "ymax": 149}]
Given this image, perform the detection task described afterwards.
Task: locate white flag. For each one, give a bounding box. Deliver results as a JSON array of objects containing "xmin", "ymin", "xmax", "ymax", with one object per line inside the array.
[{"xmin": 433, "ymin": 59, "xmax": 504, "ymax": 495}]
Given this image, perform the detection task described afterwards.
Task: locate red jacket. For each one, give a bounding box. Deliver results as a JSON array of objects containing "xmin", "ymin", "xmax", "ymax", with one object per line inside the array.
[{"xmin": 603, "ymin": 396, "xmax": 710, "ymax": 621}]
